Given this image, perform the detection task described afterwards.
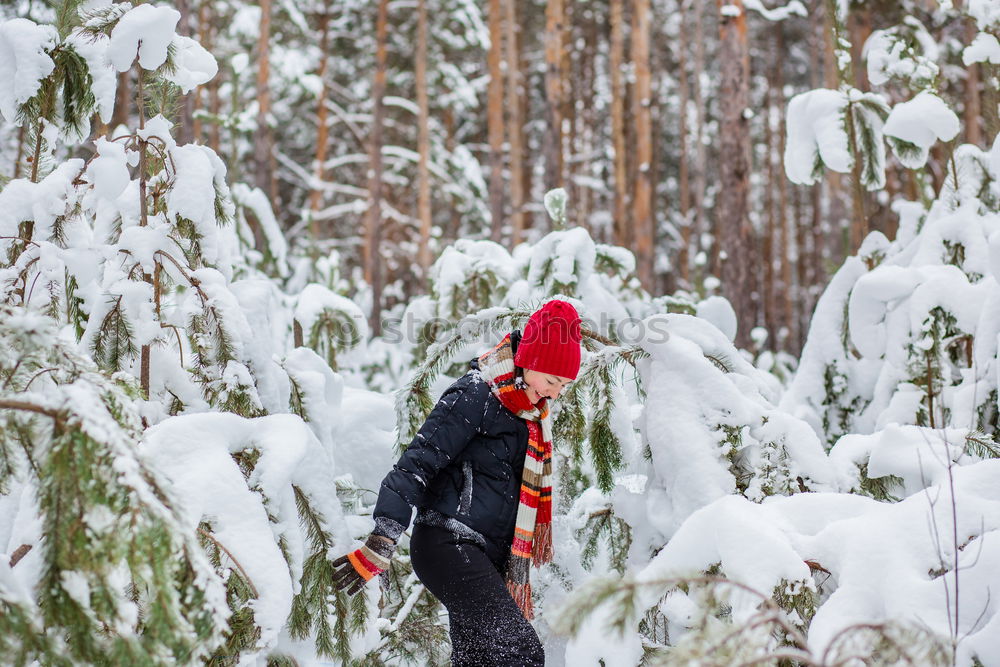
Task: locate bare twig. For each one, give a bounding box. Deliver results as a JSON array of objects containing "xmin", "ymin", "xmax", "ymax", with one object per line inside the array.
[
  {"xmin": 197, "ymin": 526, "xmax": 259, "ymax": 598},
  {"xmin": 22, "ymin": 367, "xmax": 58, "ymax": 391},
  {"xmin": 8, "ymin": 543, "xmax": 31, "ymax": 568}
]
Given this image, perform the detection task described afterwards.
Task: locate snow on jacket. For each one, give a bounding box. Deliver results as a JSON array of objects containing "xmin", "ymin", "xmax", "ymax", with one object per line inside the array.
[{"xmin": 373, "ymin": 339, "xmax": 530, "ymax": 565}]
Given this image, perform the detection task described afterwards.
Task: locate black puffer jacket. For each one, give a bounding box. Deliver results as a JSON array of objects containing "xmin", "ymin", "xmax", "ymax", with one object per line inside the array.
[{"xmin": 373, "ymin": 343, "xmax": 530, "ymax": 565}]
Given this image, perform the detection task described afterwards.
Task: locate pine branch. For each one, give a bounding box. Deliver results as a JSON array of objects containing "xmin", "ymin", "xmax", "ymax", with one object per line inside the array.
[
  {"xmin": 92, "ymin": 295, "xmax": 139, "ymax": 372},
  {"xmin": 0, "ymin": 595, "xmax": 51, "ymax": 667},
  {"xmin": 78, "ymin": 3, "xmax": 131, "ymax": 38},
  {"xmin": 197, "ymin": 527, "xmax": 259, "ymax": 598},
  {"xmin": 305, "ymin": 308, "xmax": 363, "ymax": 371},
  {"xmin": 395, "ymin": 307, "xmax": 527, "ymax": 449},
  {"xmin": 289, "ymin": 485, "xmax": 369, "ymax": 660},
  {"xmin": 588, "ymin": 365, "xmax": 624, "ymax": 493},
  {"xmin": 1, "ymin": 307, "xmax": 228, "ymax": 663},
  {"xmin": 965, "ymin": 432, "xmax": 1000, "ymax": 459}
]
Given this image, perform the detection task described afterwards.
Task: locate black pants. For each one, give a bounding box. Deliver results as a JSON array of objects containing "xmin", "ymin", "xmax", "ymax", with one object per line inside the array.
[{"xmin": 410, "ymin": 523, "xmax": 545, "ymax": 666}]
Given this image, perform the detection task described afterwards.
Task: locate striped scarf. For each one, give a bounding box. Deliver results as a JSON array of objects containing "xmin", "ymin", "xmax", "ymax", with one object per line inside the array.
[{"xmin": 477, "ymin": 334, "xmax": 554, "ymax": 621}]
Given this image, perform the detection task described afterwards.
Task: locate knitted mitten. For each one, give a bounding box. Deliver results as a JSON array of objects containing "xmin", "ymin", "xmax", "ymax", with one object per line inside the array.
[{"xmin": 331, "ymin": 535, "xmax": 396, "ymax": 596}]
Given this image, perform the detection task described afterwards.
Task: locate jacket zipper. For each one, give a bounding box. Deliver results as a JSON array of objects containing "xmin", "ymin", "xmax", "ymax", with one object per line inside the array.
[{"xmin": 458, "ymin": 461, "xmax": 473, "ymax": 515}]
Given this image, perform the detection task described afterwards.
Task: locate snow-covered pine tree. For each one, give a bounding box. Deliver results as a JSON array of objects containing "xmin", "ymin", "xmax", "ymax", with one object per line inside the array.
[
  {"xmin": 785, "ymin": 4, "xmax": 963, "ymax": 253},
  {"xmin": 785, "ymin": 135, "xmax": 1000, "ymax": 499},
  {"xmin": 0, "ymin": 304, "xmax": 230, "ymax": 664},
  {"xmin": 384, "ymin": 190, "xmax": 839, "ymax": 659},
  {"xmin": 1, "ymin": 4, "xmax": 380, "ymax": 663},
  {"xmin": 552, "ymin": 10, "xmax": 1000, "ymax": 664},
  {"xmin": 782, "ymin": 7, "xmax": 997, "ymax": 459}
]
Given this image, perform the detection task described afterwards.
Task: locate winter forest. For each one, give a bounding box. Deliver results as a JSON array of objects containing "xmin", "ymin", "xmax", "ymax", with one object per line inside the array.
[{"xmin": 1, "ymin": 0, "xmax": 1000, "ymax": 664}]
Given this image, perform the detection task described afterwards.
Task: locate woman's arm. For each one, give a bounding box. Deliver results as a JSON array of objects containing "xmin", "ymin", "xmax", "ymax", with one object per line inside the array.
[{"xmin": 371, "ymin": 373, "xmax": 491, "ymax": 541}]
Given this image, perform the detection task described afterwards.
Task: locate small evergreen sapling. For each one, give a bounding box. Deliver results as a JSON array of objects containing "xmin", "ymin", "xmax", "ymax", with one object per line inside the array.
[{"xmin": 0, "ymin": 305, "xmax": 229, "ymax": 664}]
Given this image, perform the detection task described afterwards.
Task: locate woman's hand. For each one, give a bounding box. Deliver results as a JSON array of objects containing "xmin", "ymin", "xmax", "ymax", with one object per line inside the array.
[{"xmin": 331, "ymin": 534, "xmax": 396, "ymax": 595}]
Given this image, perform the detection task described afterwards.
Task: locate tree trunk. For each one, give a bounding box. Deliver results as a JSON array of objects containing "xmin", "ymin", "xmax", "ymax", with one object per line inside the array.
[
  {"xmin": 416, "ymin": 0, "xmax": 433, "ymax": 273},
  {"xmin": 818, "ymin": 0, "xmax": 841, "ymax": 289},
  {"xmin": 254, "ymin": 0, "xmax": 275, "ymax": 201},
  {"xmin": 308, "ymin": 5, "xmax": 332, "ymax": 240},
  {"xmin": 775, "ymin": 23, "xmax": 793, "ymax": 352},
  {"xmin": 14, "ymin": 124, "xmax": 25, "ymax": 179},
  {"xmin": 963, "ymin": 11, "xmax": 982, "ymax": 146},
  {"xmin": 764, "ymin": 61, "xmax": 776, "ymax": 349},
  {"xmin": 563, "ymin": 0, "xmax": 577, "ymax": 224},
  {"xmin": 207, "ymin": 3, "xmax": 221, "ymax": 154},
  {"xmin": 504, "ymin": 0, "xmax": 526, "ymax": 245},
  {"xmin": 609, "ymin": 0, "xmax": 629, "ymax": 249},
  {"xmin": 544, "ymin": 0, "xmax": 565, "ymax": 193},
  {"xmin": 631, "ymin": 0, "xmax": 654, "ymax": 289},
  {"xmin": 800, "ymin": 186, "xmax": 814, "ymax": 350},
  {"xmin": 692, "ymin": 1, "xmax": 710, "ymax": 279},
  {"xmin": 110, "ymin": 71, "xmax": 131, "ymax": 131},
  {"xmin": 825, "ymin": 0, "xmax": 866, "ymax": 255},
  {"xmin": 519, "ymin": 50, "xmax": 534, "ymax": 235},
  {"xmin": 956, "ymin": 0, "xmax": 994, "ymax": 145},
  {"xmin": 192, "ymin": 0, "xmax": 210, "ymax": 143},
  {"xmin": 677, "ymin": 0, "xmax": 692, "ymax": 289},
  {"xmin": 848, "ymin": 4, "xmax": 871, "ymax": 91},
  {"xmin": 367, "ymin": 0, "xmax": 390, "ymax": 335},
  {"xmin": 716, "ymin": 0, "xmax": 753, "ymax": 348},
  {"xmin": 487, "ymin": 0, "xmax": 506, "ymax": 242},
  {"xmin": 576, "ymin": 12, "xmax": 598, "ymax": 236},
  {"xmin": 137, "ymin": 72, "xmax": 152, "ymax": 399},
  {"xmin": 985, "ymin": 65, "xmax": 1000, "ymax": 141},
  {"xmin": 175, "ymin": 0, "xmax": 195, "ymax": 144},
  {"xmin": 444, "ymin": 107, "xmax": 462, "ymax": 241}
]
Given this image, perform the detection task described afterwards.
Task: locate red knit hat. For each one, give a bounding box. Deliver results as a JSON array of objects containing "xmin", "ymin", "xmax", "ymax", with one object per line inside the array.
[{"xmin": 514, "ymin": 300, "xmax": 582, "ymax": 380}]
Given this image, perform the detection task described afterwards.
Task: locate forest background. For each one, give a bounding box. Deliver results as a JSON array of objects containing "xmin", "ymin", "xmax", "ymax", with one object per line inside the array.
[
  {"xmin": 8, "ymin": 0, "xmax": 995, "ymax": 350},
  {"xmin": 2, "ymin": 0, "xmax": 1000, "ymax": 665}
]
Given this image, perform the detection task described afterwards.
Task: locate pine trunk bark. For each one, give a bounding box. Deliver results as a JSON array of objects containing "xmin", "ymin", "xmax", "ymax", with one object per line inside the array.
[
  {"xmin": 544, "ymin": 0, "xmax": 565, "ymax": 193},
  {"xmin": 416, "ymin": 0, "xmax": 433, "ymax": 272},
  {"xmin": 254, "ymin": 0, "xmax": 274, "ymax": 201},
  {"xmin": 487, "ymin": 0, "xmax": 506, "ymax": 241},
  {"xmin": 817, "ymin": 0, "xmax": 838, "ymax": 295},
  {"xmin": 677, "ymin": 0, "xmax": 692, "ymax": 289},
  {"xmin": 964, "ymin": 15, "xmax": 981, "ymax": 146},
  {"xmin": 716, "ymin": 0, "xmax": 753, "ymax": 348},
  {"xmin": 631, "ymin": 0, "xmax": 654, "ymax": 289},
  {"xmin": 137, "ymin": 72, "xmax": 152, "ymax": 399},
  {"xmin": 367, "ymin": 0, "xmax": 390, "ymax": 335},
  {"xmin": 775, "ymin": 23, "xmax": 793, "ymax": 351},
  {"xmin": 576, "ymin": 13, "xmax": 597, "ymax": 236},
  {"xmin": 207, "ymin": 3, "xmax": 221, "ymax": 154},
  {"xmin": 175, "ymin": 0, "xmax": 195, "ymax": 144},
  {"xmin": 519, "ymin": 52, "xmax": 533, "ymax": 235},
  {"xmin": 609, "ymin": 0, "xmax": 629, "ymax": 249},
  {"xmin": 110, "ymin": 71, "xmax": 131, "ymax": 131},
  {"xmin": 503, "ymin": 0, "xmax": 526, "ymax": 244},
  {"xmin": 192, "ymin": 0, "xmax": 210, "ymax": 143},
  {"xmin": 985, "ymin": 65, "xmax": 1000, "ymax": 141},
  {"xmin": 444, "ymin": 108, "xmax": 462, "ymax": 240},
  {"xmin": 309, "ymin": 5, "xmax": 332, "ymax": 239},
  {"xmin": 799, "ymin": 187, "xmax": 812, "ymax": 349},
  {"xmin": 14, "ymin": 125, "xmax": 25, "ymax": 179},
  {"xmin": 693, "ymin": 2, "xmax": 710, "ymax": 278},
  {"xmin": 764, "ymin": 66, "xmax": 776, "ymax": 349},
  {"xmin": 848, "ymin": 5, "xmax": 871, "ymax": 91},
  {"xmin": 562, "ymin": 0, "xmax": 576, "ymax": 226}
]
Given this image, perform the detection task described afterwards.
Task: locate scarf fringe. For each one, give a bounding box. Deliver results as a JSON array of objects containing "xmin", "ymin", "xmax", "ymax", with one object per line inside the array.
[
  {"xmin": 507, "ymin": 581, "xmax": 534, "ymax": 621},
  {"xmin": 532, "ymin": 521, "xmax": 553, "ymax": 566}
]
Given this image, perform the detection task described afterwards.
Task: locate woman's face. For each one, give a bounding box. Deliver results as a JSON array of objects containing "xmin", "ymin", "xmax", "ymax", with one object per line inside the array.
[{"xmin": 522, "ymin": 368, "xmax": 572, "ymax": 404}]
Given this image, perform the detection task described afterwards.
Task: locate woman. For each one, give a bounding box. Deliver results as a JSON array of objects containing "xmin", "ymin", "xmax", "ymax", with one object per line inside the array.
[{"xmin": 332, "ymin": 300, "xmax": 583, "ymax": 666}]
